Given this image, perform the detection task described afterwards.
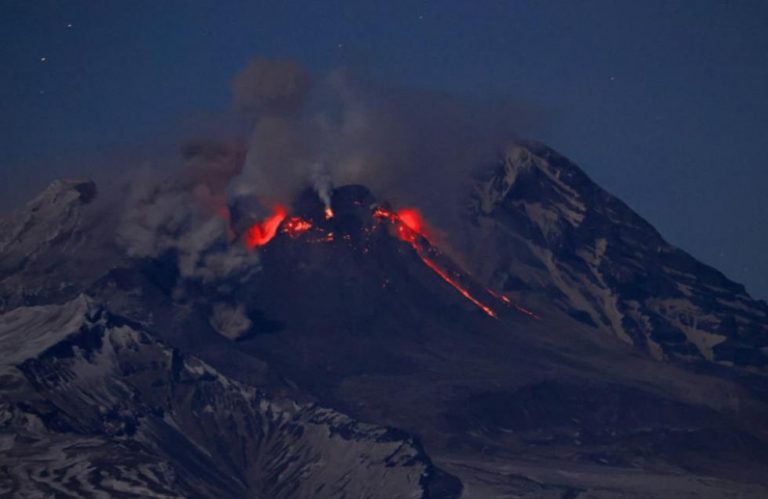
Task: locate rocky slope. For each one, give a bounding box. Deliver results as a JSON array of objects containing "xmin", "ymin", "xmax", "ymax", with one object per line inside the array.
[
  {"xmin": 467, "ymin": 141, "xmax": 768, "ymax": 368},
  {"xmin": 0, "ymin": 297, "xmax": 447, "ymax": 498},
  {"xmin": 0, "ymin": 180, "xmax": 122, "ymax": 312}
]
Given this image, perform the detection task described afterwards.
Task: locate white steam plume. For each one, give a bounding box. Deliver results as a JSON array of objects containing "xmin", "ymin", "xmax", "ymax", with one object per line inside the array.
[{"xmin": 310, "ymin": 162, "xmax": 333, "ymax": 212}]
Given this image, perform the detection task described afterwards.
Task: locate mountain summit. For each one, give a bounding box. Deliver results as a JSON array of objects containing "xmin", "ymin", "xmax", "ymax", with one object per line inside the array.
[{"xmin": 468, "ymin": 141, "xmax": 768, "ymax": 368}]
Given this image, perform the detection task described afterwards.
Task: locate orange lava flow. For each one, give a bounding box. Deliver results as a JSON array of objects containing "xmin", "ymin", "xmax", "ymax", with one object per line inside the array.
[
  {"xmin": 419, "ymin": 253, "xmax": 498, "ymax": 318},
  {"xmin": 374, "ymin": 206, "xmax": 497, "ymax": 319},
  {"xmin": 486, "ymin": 287, "xmax": 541, "ymax": 320},
  {"xmin": 372, "ymin": 206, "xmax": 398, "ymax": 224},
  {"xmin": 324, "ymin": 206, "xmax": 334, "ymax": 219},
  {"xmin": 282, "ymin": 216, "xmax": 313, "ymax": 238},
  {"xmin": 244, "ymin": 205, "xmax": 287, "ymax": 249},
  {"xmin": 486, "ymin": 288, "xmax": 512, "ymax": 305}
]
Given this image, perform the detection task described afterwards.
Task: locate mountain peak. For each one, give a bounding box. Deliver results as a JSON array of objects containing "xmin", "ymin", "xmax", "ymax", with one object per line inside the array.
[
  {"xmin": 468, "ymin": 140, "xmax": 768, "ymax": 368},
  {"xmin": 39, "ymin": 178, "xmax": 97, "ymax": 203},
  {"xmin": 0, "ymin": 179, "xmax": 96, "ymax": 251},
  {"xmin": 0, "ymin": 179, "xmax": 117, "ymax": 313}
]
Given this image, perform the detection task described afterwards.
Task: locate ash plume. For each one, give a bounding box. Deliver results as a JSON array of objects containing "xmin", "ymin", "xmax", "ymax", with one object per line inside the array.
[
  {"xmin": 230, "ymin": 57, "xmax": 529, "ymax": 229},
  {"xmin": 232, "ymin": 56, "xmax": 311, "ymax": 116},
  {"xmin": 116, "ymin": 54, "xmax": 532, "ymax": 282},
  {"xmin": 116, "ymin": 139, "xmax": 258, "ymax": 283}
]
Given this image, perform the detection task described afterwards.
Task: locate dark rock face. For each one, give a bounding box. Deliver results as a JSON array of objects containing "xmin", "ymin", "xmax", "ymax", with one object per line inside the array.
[{"xmin": 467, "ymin": 141, "xmax": 768, "ymax": 368}]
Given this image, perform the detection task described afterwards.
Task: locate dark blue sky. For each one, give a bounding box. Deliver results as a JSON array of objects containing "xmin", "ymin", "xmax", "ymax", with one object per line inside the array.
[{"xmin": 2, "ymin": 0, "xmax": 767, "ymax": 299}]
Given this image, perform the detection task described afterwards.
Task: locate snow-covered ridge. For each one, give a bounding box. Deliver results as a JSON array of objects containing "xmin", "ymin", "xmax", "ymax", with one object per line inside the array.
[
  {"xmin": 0, "ymin": 179, "xmax": 123, "ymax": 313},
  {"xmin": 0, "ymin": 179, "xmax": 95, "ymax": 254},
  {"xmin": 469, "ymin": 141, "xmax": 768, "ymax": 369},
  {"xmin": 0, "ymin": 297, "xmax": 441, "ymax": 498},
  {"xmin": 0, "ymin": 294, "xmax": 93, "ymax": 368}
]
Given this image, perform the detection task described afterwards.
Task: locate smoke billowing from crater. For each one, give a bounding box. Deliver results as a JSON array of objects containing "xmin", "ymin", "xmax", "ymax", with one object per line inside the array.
[
  {"xmin": 116, "ymin": 54, "xmax": 531, "ymax": 283},
  {"xmin": 116, "ymin": 138, "xmax": 258, "ymax": 283},
  {"xmin": 230, "ymin": 57, "xmax": 528, "ymax": 228}
]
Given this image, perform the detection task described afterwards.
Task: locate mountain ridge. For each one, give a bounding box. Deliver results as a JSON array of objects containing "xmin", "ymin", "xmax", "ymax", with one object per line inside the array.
[
  {"xmin": 1, "ymin": 140, "xmax": 768, "ymax": 497},
  {"xmin": 466, "ymin": 140, "xmax": 768, "ymax": 368},
  {"xmin": 0, "ymin": 296, "xmax": 458, "ymax": 498}
]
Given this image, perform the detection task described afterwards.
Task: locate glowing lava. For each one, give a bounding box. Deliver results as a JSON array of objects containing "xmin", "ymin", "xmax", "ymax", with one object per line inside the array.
[
  {"xmin": 282, "ymin": 216, "xmax": 313, "ymax": 238},
  {"xmin": 244, "ymin": 205, "xmax": 287, "ymax": 249},
  {"xmin": 485, "ymin": 287, "xmax": 511, "ymax": 305},
  {"xmin": 397, "ymin": 209, "xmax": 423, "ymax": 235},
  {"xmin": 374, "ymin": 206, "xmax": 497, "ymax": 319},
  {"xmin": 239, "ymin": 201, "xmax": 537, "ymax": 321},
  {"xmin": 420, "ymin": 256, "xmax": 498, "ymax": 318},
  {"xmin": 486, "ymin": 287, "xmax": 540, "ymax": 320}
]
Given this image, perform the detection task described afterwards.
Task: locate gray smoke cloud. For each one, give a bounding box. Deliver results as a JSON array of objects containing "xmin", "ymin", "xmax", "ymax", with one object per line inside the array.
[
  {"xmin": 310, "ymin": 162, "xmax": 333, "ymax": 212},
  {"xmin": 209, "ymin": 302, "xmax": 252, "ymax": 339},
  {"xmin": 232, "ymin": 56, "xmax": 311, "ymax": 116},
  {"xmin": 116, "ymin": 139, "xmax": 259, "ymax": 283},
  {"xmin": 116, "ymin": 54, "xmax": 534, "ymax": 284},
  {"xmin": 110, "ymin": 54, "xmax": 539, "ymax": 339},
  {"xmin": 229, "ymin": 59, "xmax": 530, "ymax": 228}
]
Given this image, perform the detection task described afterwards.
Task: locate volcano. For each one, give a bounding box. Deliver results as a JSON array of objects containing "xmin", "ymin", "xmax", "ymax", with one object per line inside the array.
[{"xmin": 2, "ymin": 142, "xmax": 768, "ymax": 498}]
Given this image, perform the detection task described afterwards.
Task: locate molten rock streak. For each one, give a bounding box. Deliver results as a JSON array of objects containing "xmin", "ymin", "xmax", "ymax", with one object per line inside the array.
[
  {"xmin": 241, "ymin": 202, "xmax": 536, "ymax": 321},
  {"xmin": 374, "ymin": 207, "xmax": 498, "ymax": 319},
  {"xmin": 244, "ymin": 205, "xmax": 287, "ymax": 249}
]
